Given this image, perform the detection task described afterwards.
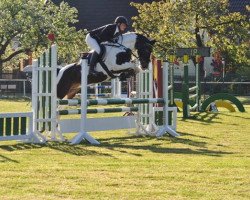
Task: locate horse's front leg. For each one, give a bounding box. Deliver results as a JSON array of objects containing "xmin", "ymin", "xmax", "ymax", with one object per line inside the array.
[{"xmin": 112, "ymin": 61, "xmax": 141, "ymax": 73}]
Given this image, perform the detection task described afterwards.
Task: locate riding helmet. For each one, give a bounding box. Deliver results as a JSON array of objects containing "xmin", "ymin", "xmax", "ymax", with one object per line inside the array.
[{"xmin": 114, "ymin": 16, "xmax": 129, "ymax": 26}]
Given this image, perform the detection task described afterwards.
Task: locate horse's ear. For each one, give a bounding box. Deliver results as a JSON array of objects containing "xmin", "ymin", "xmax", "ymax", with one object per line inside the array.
[{"xmin": 150, "ymin": 40, "xmax": 156, "ymax": 46}]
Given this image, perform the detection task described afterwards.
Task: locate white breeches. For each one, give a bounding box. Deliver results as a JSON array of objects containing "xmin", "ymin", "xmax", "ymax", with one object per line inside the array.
[{"xmin": 85, "ymin": 33, "xmax": 101, "ymax": 54}]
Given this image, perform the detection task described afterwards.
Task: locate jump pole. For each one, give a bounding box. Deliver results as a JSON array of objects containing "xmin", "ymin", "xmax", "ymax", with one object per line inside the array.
[{"xmin": 70, "ymin": 59, "xmax": 100, "ymax": 145}]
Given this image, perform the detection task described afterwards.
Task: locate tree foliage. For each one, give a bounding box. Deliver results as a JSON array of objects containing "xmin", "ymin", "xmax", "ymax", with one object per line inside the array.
[
  {"xmin": 0, "ymin": 0, "xmax": 88, "ymax": 71},
  {"xmin": 131, "ymin": 0, "xmax": 249, "ymax": 72}
]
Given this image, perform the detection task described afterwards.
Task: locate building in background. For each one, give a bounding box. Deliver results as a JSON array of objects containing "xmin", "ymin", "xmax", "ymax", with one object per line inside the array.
[
  {"xmin": 229, "ymin": 0, "xmax": 249, "ymax": 16},
  {"xmin": 52, "ymin": 0, "xmax": 154, "ymax": 30}
]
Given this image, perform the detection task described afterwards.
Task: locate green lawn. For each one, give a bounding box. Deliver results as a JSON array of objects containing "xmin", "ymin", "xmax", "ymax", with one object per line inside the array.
[{"xmin": 0, "ymin": 98, "xmax": 249, "ymax": 200}]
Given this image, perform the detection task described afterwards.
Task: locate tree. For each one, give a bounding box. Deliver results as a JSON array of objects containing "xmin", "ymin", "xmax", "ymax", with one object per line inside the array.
[
  {"xmin": 0, "ymin": 0, "xmax": 88, "ymax": 73},
  {"xmin": 131, "ymin": 0, "xmax": 249, "ymax": 75}
]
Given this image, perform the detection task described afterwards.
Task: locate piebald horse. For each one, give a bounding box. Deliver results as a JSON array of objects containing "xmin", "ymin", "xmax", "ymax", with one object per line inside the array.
[{"xmin": 57, "ymin": 32, "xmax": 155, "ymax": 99}]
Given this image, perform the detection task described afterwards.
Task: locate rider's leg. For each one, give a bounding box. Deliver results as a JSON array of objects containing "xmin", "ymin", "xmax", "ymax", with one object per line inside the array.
[
  {"xmin": 85, "ymin": 34, "xmax": 101, "ymax": 76},
  {"xmin": 89, "ymin": 51, "xmax": 99, "ymax": 74}
]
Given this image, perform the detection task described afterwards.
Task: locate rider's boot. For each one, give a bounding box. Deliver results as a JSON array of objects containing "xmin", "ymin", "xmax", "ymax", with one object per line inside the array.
[{"xmin": 89, "ymin": 51, "xmax": 100, "ymax": 77}]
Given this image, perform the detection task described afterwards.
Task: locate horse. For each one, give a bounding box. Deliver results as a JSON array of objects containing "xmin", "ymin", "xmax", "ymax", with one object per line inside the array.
[{"xmin": 57, "ymin": 32, "xmax": 155, "ymax": 99}]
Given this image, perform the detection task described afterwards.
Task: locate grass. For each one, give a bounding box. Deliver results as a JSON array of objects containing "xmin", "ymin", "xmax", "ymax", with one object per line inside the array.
[{"xmin": 0, "ymin": 98, "xmax": 249, "ymax": 200}]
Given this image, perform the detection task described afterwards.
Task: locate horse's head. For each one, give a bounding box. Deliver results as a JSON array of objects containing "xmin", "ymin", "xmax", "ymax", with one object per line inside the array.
[
  {"xmin": 116, "ymin": 32, "xmax": 155, "ymax": 69},
  {"xmin": 135, "ymin": 34, "xmax": 155, "ymax": 69}
]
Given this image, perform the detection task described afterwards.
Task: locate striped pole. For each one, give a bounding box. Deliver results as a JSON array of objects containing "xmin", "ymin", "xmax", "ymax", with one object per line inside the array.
[
  {"xmin": 58, "ymin": 107, "xmax": 139, "ymax": 115},
  {"xmin": 87, "ymin": 93, "xmax": 111, "ymax": 98},
  {"xmin": 88, "ymin": 85, "xmax": 112, "ymax": 89},
  {"xmin": 58, "ymin": 98, "xmax": 164, "ymax": 106}
]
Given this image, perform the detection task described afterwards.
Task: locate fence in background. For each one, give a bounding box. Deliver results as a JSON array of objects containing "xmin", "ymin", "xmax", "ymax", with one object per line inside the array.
[{"xmin": 0, "ymin": 79, "xmax": 31, "ymax": 97}]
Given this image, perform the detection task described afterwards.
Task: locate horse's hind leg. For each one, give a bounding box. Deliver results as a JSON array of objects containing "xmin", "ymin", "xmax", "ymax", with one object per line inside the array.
[
  {"xmin": 65, "ymin": 84, "xmax": 81, "ymax": 99},
  {"xmin": 57, "ymin": 80, "xmax": 72, "ymax": 99}
]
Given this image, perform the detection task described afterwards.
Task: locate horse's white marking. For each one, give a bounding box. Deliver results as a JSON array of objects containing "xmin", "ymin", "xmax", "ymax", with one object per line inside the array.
[{"xmin": 57, "ymin": 63, "xmax": 75, "ymax": 84}]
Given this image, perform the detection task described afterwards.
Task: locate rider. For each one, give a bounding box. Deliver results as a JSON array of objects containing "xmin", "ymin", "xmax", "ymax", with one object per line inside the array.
[{"xmin": 85, "ymin": 16, "xmax": 129, "ymax": 77}]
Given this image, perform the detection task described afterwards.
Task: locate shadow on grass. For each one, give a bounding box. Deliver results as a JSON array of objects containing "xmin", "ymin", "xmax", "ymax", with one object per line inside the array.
[
  {"xmin": 180, "ymin": 112, "xmax": 223, "ymax": 125},
  {"xmin": 0, "ymin": 142, "xmax": 113, "ymax": 157},
  {"xmin": 218, "ymin": 112, "xmax": 250, "ymax": 120},
  {"xmin": 48, "ymin": 142, "xmax": 113, "ymax": 157},
  {"xmin": 168, "ymin": 134, "xmax": 207, "ymax": 148},
  {"xmin": 178, "ymin": 132, "xmax": 211, "ymax": 139},
  {"xmin": 100, "ymin": 133, "xmax": 208, "ymax": 148},
  {"xmin": 98, "ymin": 135, "xmax": 232, "ymax": 157},
  {"xmin": 0, "ymin": 154, "xmax": 19, "ymax": 163},
  {"xmin": 0, "ymin": 134, "xmax": 232, "ymax": 157},
  {"xmin": 0, "ymin": 143, "xmax": 44, "ymax": 151},
  {"xmin": 100, "ymin": 142, "xmax": 232, "ymax": 157}
]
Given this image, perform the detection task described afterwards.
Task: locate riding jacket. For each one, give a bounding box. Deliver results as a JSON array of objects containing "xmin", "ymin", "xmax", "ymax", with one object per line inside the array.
[{"xmin": 89, "ymin": 24, "xmax": 120, "ymax": 44}]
